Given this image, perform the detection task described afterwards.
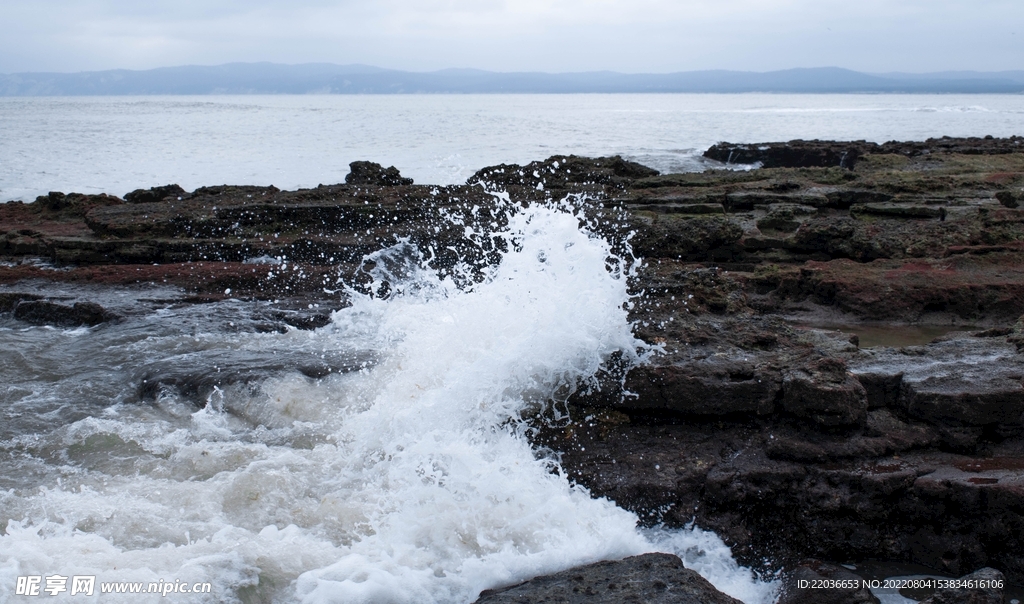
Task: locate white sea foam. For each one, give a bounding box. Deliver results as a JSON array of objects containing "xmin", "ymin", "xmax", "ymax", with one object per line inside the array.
[
  {"xmin": 0, "ymin": 203, "xmax": 778, "ymax": 603},
  {"xmin": 648, "ymin": 526, "xmax": 779, "ymax": 603}
]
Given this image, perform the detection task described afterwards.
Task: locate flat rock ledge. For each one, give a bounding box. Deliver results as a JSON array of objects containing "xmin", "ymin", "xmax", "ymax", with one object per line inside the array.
[{"xmin": 473, "ymin": 553, "xmax": 742, "ymax": 604}]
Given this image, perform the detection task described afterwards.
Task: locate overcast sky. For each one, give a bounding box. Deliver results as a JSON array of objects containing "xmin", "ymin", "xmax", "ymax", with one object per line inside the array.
[{"xmin": 2, "ymin": 0, "xmax": 1021, "ymax": 74}]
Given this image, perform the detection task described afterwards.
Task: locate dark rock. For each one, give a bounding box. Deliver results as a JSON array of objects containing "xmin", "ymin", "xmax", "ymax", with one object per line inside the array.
[
  {"xmin": 850, "ymin": 338, "xmax": 1024, "ymax": 430},
  {"xmin": 0, "ymin": 292, "xmax": 43, "ymax": 312},
  {"xmin": 757, "ymin": 204, "xmax": 818, "ymax": 232},
  {"xmin": 473, "ymin": 553, "xmax": 742, "ymax": 604},
  {"xmin": 190, "ymin": 184, "xmax": 281, "ymax": 199},
  {"xmin": 282, "ymin": 313, "xmax": 332, "ymax": 331},
  {"xmin": 623, "ymin": 359, "xmax": 780, "ymax": 416},
  {"xmin": 704, "ymin": 136, "xmax": 1024, "ymax": 171},
  {"xmin": 764, "ymin": 256, "xmax": 1024, "ymax": 323},
  {"xmin": 253, "ymin": 309, "xmax": 334, "ymax": 331},
  {"xmin": 824, "ymin": 190, "xmax": 894, "ymax": 208},
  {"xmin": 631, "ymin": 215, "xmax": 744, "ymax": 261},
  {"xmin": 704, "ymin": 140, "xmax": 866, "ymax": 169},
  {"xmin": 919, "ymin": 567, "xmax": 1005, "ymax": 604},
  {"xmin": 850, "ymin": 203, "xmax": 946, "ymax": 220},
  {"xmin": 0, "ymin": 229, "xmax": 49, "ymax": 256},
  {"xmin": 645, "ymin": 202, "xmax": 726, "ymax": 215},
  {"xmin": 768, "ymin": 181, "xmax": 802, "ymax": 193},
  {"xmin": 934, "ymin": 425, "xmax": 984, "ymax": 453},
  {"xmin": 36, "ymin": 192, "xmax": 68, "ymax": 211},
  {"xmin": 72, "ymin": 180, "xmax": 497, "ymax": 267},
  {"xmin": 781, "ymin": 358, "xmax": 868, "ymax": 426},
  {"xmin": 863, "ymin": 409, "xmax": 939, "ymax": 450},
  {"xmin": 548, "ymin": 402, "xmax": 1024, "ymax": 582},
  {"xmin": 777, "ymin": 560, "xmax": 879, "ymax": 604},
  {"xmin": 124, "ymin": 184, "xmax": 187, "ymax": 204},
  {"xmin": 764, "ymin": 415, "xmax": 937, "ymax": 464},
  {"xmin": 854, "ymin": 372, "xmax": 904, "ymax": 408},
  {"xmin": 631, "ymin": 171, "xmax": 766, "ymax": 190},
  {"xmin": 33, "ymin": 191, "xmax": 123, "ymax": 216},
  {"xmin": 765, "ymin": 433, "xmax": 889, "ymax": 463},
  {"xmin": 878, "ymin": 135, "xmax": 1024, "ymax": 157},
  {"xmin": 553, "ymin": 308, "xmax": 1024, "ymax": 577},
  {"xmin": 345, "ymin": 161, "xmax": 413, "ymax": 186},
  {"xmin": 468, "ymin": 155, "xmax": 658, "ymax": 190},
  {"xmin": 901, "ymin": 374, "xmax": 1024, "ymax": 430},
  {"xmin": 724, "ymin": 191, "xmax": 831, "ymax": 212},
  {"xmin": 993, "ymin": 191, "xmax": 1020, "ymax": 211},
  {"xmin": 13, "ymin": 300, "xmax": 120, "ymax": 327}
]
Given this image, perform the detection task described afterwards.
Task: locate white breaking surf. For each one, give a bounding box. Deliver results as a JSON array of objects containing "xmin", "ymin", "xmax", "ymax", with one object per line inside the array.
[{"xmin": 0, "ymin": 204, "xmax": 777, "ymax": 603}]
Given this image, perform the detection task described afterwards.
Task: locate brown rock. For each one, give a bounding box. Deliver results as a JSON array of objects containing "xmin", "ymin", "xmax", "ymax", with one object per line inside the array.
[{"xmin": 782, "ymin": 359, "xmax": 868, "ymax": 426}]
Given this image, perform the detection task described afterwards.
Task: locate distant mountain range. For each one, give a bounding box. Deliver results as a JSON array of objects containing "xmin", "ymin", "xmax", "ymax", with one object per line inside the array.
[{"xmin": 2, "ymin": 64, "xmax": 1023, "ymax": 95}]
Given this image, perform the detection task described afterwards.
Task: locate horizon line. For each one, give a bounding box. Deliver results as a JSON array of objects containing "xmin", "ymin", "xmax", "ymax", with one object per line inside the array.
[{"xmin": 5, "ymin": 62, "xmax": 1024, "ymax": 77}]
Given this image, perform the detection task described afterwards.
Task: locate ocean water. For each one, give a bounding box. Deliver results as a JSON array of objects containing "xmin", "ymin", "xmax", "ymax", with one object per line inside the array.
[
  {"xmin": 1, "ymin": 93, "xmax": 1024, "ymax": 201},
  {"xmin": 2, "ymin": 94, "xmax": 1022, "ymax": 602}
]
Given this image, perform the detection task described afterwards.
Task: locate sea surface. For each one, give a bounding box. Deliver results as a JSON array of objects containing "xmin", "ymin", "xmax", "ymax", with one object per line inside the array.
[
  {"xmin": 1, "ymin": 94, "xmax": 1022, "ymax": 603},
  {"xmin": 2, "ymin": 93, "xmax": 1024, "ymax": 201}
]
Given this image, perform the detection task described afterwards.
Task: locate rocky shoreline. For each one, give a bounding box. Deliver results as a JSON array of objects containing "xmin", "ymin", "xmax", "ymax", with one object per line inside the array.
[{"xmin": 3, "ymin": 137, "xmax": 1024, "ymax": 602}]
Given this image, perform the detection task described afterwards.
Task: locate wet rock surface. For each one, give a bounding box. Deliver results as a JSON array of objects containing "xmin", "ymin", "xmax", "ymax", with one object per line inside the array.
[
  {"xmin": 5, "ymin": 136, "xmax": 1024, "ymax": 587},
  {"xmin": 704, "ymin": 140, "xmax": 865, "ymax": 170},
  {"xmin": 472, "ymin": 553, "xmax": 742, "ymax": 604},
  {"xmin": 12, "ymin": 299, "xmax": 120, "ymax": 327}
]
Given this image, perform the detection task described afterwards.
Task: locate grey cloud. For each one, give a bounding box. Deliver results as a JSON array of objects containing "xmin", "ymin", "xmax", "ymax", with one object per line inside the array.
[{"xmin": 1, "ymin": 0, "xmax": 1021, "ymax": 73}]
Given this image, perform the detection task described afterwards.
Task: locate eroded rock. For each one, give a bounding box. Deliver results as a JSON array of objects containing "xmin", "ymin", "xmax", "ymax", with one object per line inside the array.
[
  {"xmin": 473, "ymin": 553, "xmax": 742, "ymax": 604},
  {"xmin": 12, "ymin": 300, "xmax": 120, "ymax": 327},
  {"xmin": 781, "ymin": 358, "xmax": 868, "ymax": 426},
  {"xmin": 468, "ymin": 154, "xmax": 658, "ymax": 191},
  {"xmin": 851, "ymin": 338, "xmax": 1024, "ymax": 433},
  {"xmin": 124, "ymin": 184, "xmax": 187, "ymax": 204},
  {"xmin": 624, "ymin": 358, "xmax": 780, "ymax": 416},
  {"xmin": 704, "ymin": 140, "xmax": 866, "ymax": 169},
  {"xmin": 345, "ymin": 161, "xmax": 413, "ymax": 186}
]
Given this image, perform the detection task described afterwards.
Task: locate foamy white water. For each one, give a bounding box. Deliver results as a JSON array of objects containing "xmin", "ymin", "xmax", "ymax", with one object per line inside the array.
[
  {"xmin": 0, "ymin": 203, "xmax": 777, "ymax": 603},
  {"xmin": 2, "ymin": 93, "xmax": 1024, "ymax": 201}
]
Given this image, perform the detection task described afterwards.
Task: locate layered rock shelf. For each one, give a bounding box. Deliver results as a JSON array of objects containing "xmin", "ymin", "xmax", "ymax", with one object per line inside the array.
[{"xmin": 4, "ymin": 137, "xmax": 1024, "ymax": 597}]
